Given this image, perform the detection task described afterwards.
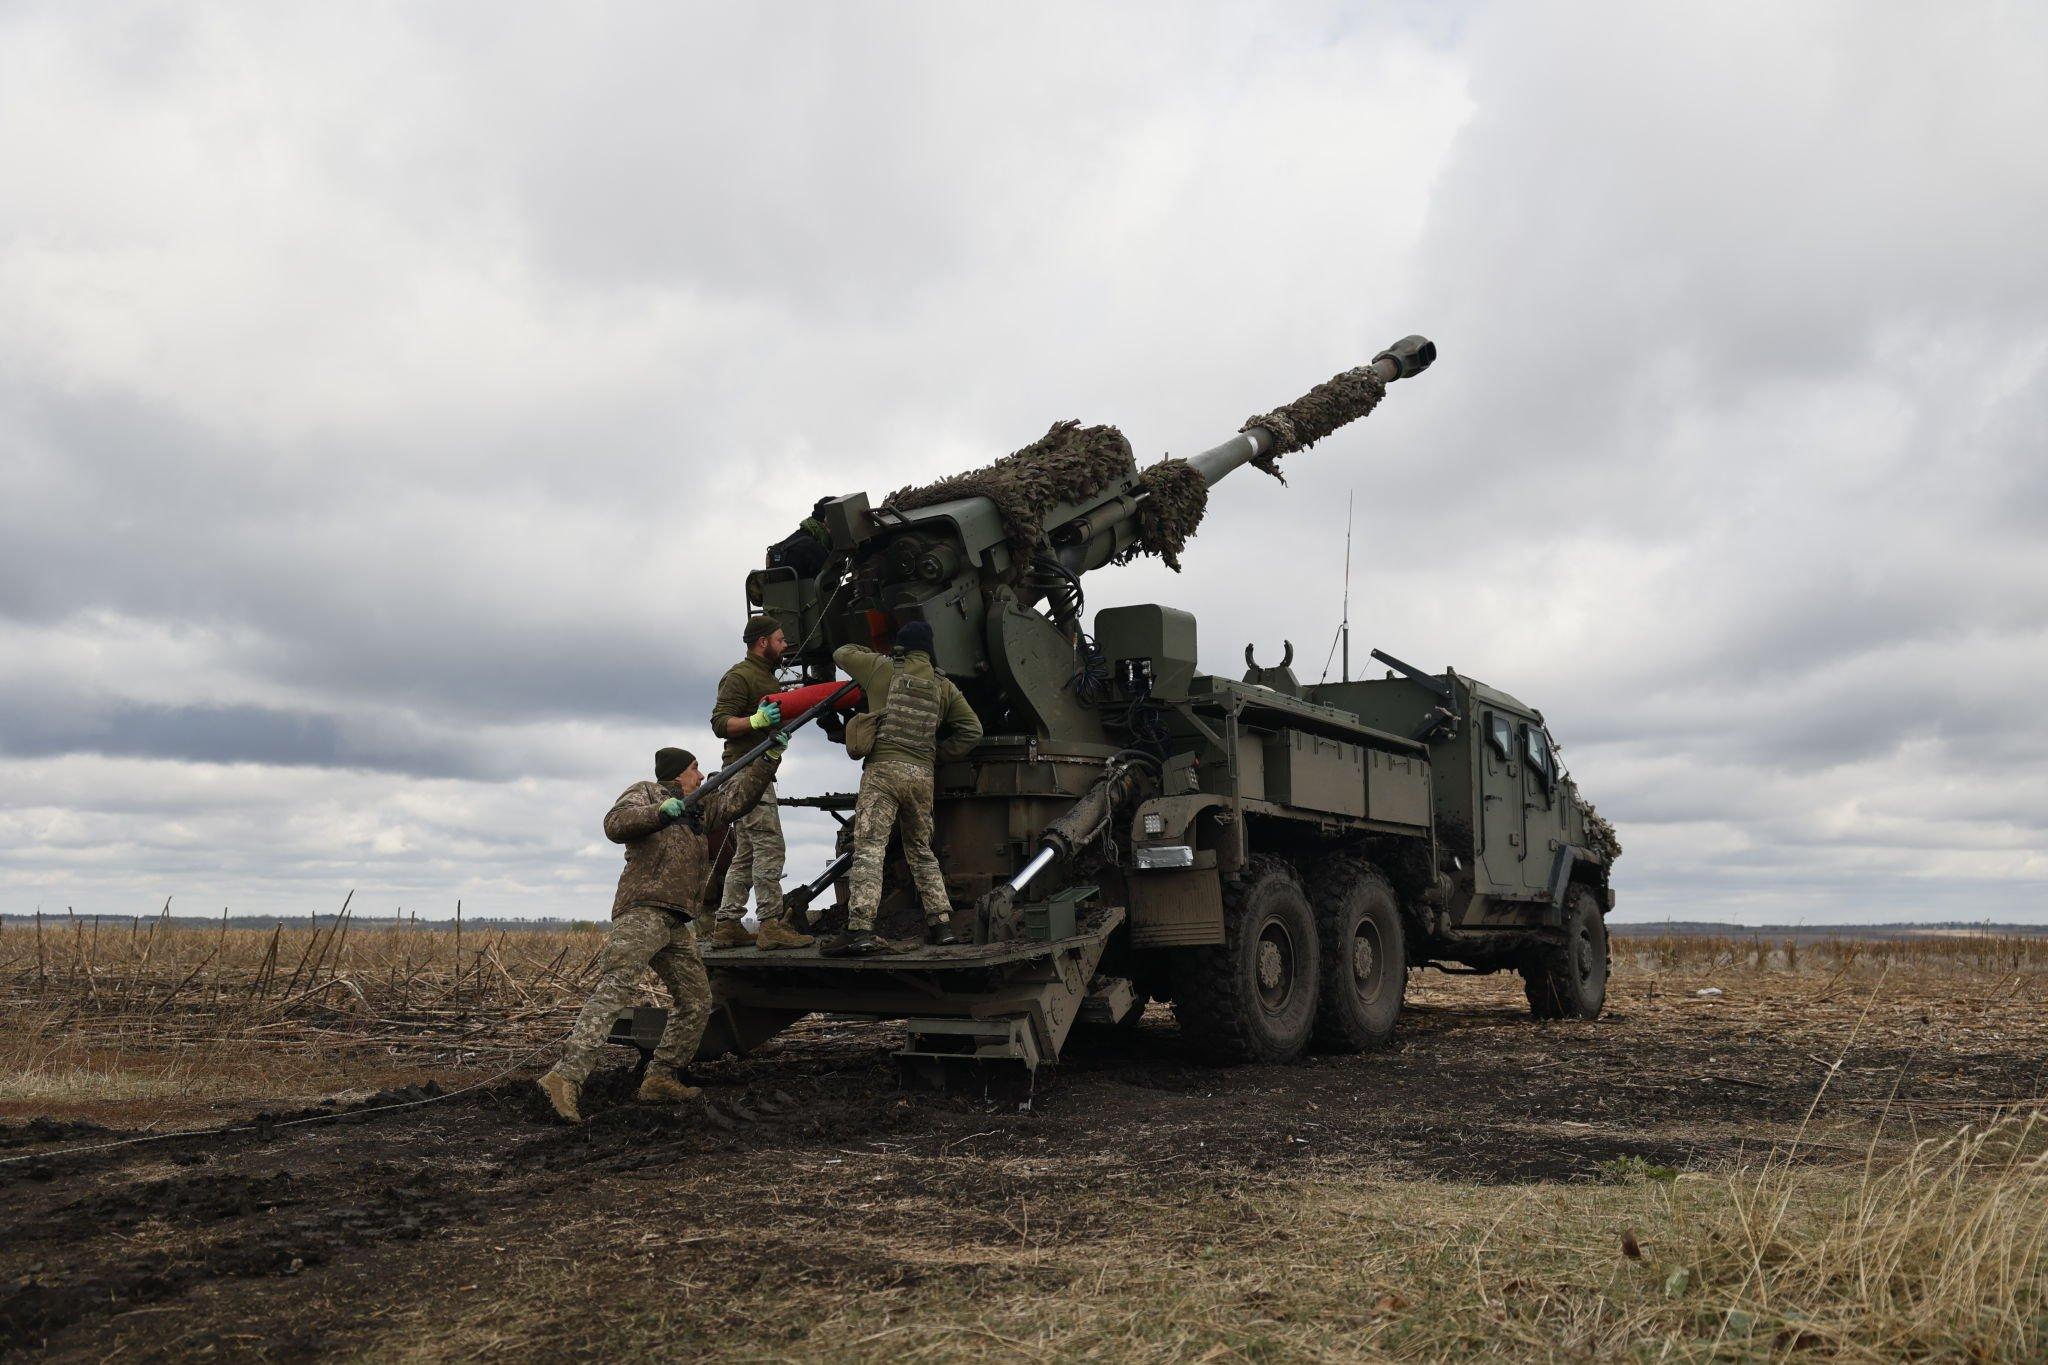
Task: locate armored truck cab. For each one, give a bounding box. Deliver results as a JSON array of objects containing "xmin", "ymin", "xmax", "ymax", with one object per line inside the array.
[
  {"xmin": 1306, "ymin": 665, "xmax": 1615, "ymax": 999},
  {"xmin": 1310, "ymin": 669, "xmax": 1613, "ymax": 916}
]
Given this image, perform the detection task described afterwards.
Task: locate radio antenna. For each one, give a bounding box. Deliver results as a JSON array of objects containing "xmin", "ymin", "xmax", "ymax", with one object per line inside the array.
[
  {"xmin": 1318, "ymin": 492, "xmax": 1356, "ymax": 685},
  {"xmin": 1341, "ymin": 491, "xmax": 1354, "ymax": 682}
]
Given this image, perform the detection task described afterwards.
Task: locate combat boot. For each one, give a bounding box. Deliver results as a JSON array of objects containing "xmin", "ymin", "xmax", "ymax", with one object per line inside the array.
[
  {"xmin": 754, "ymin": 917, "xmax": 814, "ymax": 951},
  {"xmin": 708, "ymin": 919, "xmax": 755, "ymax": 949},
  {"xmin": 635, "ymin": 1063, "xmax": 700, "ymax": 1104},
  {"xmin": 925, "ymin": 919, "xmax": 961, "ymax": 947},
  {"xmin": 537, "ymin": 1068, "xmax": 583, "ymax": 1124},
  {"xmin": 820, "ymin": 928, "xmax": 886, "ymax": 958}
]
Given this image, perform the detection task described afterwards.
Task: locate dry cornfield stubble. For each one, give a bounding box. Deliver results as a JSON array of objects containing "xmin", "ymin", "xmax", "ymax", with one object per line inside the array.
[
  {"xmin": 3, "ymin": 917, "xmax": 2045, "ymax": 1360},
  {"xmin": 0, "ymin": 910, "xmax": 605, "ymax": 1124}
]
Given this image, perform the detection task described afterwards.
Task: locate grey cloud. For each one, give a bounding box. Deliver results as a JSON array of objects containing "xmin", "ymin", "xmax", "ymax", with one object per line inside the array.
[
  {"xmin": 3, "ymin": 1, "xmax": 2046, "ymax": 924},
  {"xmin": 0, "ymin": 696, "xmax": 476, "ymax": 777}
]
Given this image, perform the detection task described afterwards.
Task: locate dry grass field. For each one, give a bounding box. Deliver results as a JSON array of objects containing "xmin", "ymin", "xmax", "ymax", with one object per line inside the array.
[
  {"xmin": 3, "ymin": 915, "xmax": 2046, "ymax": 1361},
  {"xmin": 0, "ymin": 911, "xmax": 601, "ymax": 1128}
]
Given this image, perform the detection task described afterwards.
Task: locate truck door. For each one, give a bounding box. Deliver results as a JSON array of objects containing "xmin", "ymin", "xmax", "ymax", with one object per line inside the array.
[
  {"xmin": 1520, "ymin": 723, "xmax": 1566, "ymax": 895},
  {"xmin": 1477, "ymin": 709, "xmax": 1525, "ymax": 894}
]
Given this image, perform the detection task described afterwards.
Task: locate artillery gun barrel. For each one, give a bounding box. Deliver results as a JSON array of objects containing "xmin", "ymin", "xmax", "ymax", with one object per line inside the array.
[
  {"xmin": 1183, "ymin": 335, "xmax": 1435, "ymax": 486},
  {"xmin": 1052, "ymin": 335, "xmax": 1435, "ymax": 575}
]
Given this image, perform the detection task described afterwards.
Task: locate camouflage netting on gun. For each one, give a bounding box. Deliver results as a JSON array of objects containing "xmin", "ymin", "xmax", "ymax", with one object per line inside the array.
[
  {"xmin": 887, "ymin": 420, "xmax": 1135, "ymax": 562},
  {"xmin": 1241, "ymin": 365, "xmax": 1388, "ymax": 483},
  {"xmin": 1581, "ymin": 803, "xmax": 1623, "ymax": 862},
  {"xmin": 1114, "ymin": 458, "xmax": 1209, "ymax": 572}
]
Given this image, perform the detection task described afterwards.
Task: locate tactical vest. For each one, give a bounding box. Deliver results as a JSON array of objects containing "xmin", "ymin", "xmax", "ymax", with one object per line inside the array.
[{"xmin": 875, "ymin": 660, "xmax": 944, "ymax": 766}]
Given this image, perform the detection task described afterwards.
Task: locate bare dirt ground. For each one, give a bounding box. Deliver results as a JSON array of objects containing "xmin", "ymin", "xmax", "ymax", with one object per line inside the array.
[{"xmin": 5, "ymin": 950, "xmax": 2045, "ymax": 1361}]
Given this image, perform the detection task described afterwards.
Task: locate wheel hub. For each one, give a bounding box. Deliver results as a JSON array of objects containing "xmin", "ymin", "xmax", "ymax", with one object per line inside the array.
[
  {"xmin": 1351, "ymin": 932, "xmax": 1376, "ymax": 985},
  {"xmin": 1257, "ymin": 940, "xmax": 1284, "ymax": 991},
  {"xmin": 1255, "ymin": 919, "xmax": 1296, "ymax": 1012}
]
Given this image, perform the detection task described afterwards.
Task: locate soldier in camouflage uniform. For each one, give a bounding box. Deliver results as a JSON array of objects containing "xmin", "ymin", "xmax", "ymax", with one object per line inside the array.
[
  {"xmin": 708, "ymin": 616, "xmax": 812, "ymax": 951},
  {"xmin": 536, "ymin": 741, "xmax": 782, "ymax": 1124},
  {"xmin": 824, "ymin": 620, "xmax": 983, "ymax": 956}
]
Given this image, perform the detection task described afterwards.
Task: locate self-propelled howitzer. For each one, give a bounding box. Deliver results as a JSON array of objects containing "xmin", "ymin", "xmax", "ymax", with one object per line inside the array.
[{"xmin": 660, "ymin": 335, "xmax": 1620, "ymax": 1082}]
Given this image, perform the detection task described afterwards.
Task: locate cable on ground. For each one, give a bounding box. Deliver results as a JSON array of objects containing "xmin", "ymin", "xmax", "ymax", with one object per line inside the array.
[{"xmin": 0, "ymin": 1044, "xmax": 550, "ymax": 1168}]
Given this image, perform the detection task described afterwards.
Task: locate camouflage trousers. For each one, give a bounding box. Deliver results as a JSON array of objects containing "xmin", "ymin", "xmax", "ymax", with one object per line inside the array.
[
  {"xmin": 716, "ymin": 779, "xmax": 785, "ymax": 924},
  {"xmin": 846, "ymin": 760, "xmax": 951, "ymax": 931},
  {"xmin": 551, "ymin": 907, "xmax": 709, "ymax": 1084}
]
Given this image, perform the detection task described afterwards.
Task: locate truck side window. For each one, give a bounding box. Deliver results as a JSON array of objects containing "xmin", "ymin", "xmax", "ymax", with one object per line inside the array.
[
  {"xmin": 1523, "ymin": 725, "xmax": 1554, "ymax": 791},
  {"xmin": 1487, "ymin": 712, "xmax": 1513, "ymax": 760}
]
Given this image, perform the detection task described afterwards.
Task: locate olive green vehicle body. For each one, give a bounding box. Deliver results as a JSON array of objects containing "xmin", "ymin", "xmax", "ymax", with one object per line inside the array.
[{"xmin": 625, "ymin": 338, "xmax": 1618, "ymax": 1075}]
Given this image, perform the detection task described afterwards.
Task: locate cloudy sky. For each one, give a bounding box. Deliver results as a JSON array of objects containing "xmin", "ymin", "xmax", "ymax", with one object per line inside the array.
[{"xmin": 3, "ymin": 2, "xmax": 2044, "ymax": 925}]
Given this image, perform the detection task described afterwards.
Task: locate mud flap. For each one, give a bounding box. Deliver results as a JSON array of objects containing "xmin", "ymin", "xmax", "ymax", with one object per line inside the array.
[{"xmin": 1547, "ymin": 845, "xmax": 1580, "ymax": 907}]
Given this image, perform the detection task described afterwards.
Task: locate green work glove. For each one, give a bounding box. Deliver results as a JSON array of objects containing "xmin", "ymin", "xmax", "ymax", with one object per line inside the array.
[
  {"xmin": 749, "ymin": 701, "xmax": 783, "ymax": 731},
  {"xmin": 768, "ymin": 729, "xmax": 791, "ymax": 754},
  {"xmin": 660, "ymin": 797, "xmax": 685, "ymax": 820}
]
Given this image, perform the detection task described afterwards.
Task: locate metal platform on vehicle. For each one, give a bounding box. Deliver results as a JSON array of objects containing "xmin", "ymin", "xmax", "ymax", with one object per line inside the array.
[
  {"xmin": 610, "ymin": 906, "xmax": 1129, "ymax": 1076},
  {"xmin": 698, "ymin": 923, "xmax": 1110, "ymax": 971}
]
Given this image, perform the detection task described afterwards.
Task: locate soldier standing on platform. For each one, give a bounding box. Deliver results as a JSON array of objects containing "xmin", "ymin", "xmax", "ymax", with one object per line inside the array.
[
  {"xmin": 708, "ymin": 617, "xmax": 813, "ymax": 950},
  {"xmin": 825, "ymin": 621, "xmax": 983, "ymax": 956}
]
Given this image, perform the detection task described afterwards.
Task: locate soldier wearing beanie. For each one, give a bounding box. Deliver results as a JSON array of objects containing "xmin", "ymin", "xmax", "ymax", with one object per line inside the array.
[
  {"xmin": 824, "ymin": 618, "xmax": 983, "ymax": 956},
  {"xmin": 707, "ymin": 615, "xmax": 812, "ymax": 950},
  {"xmin": 537, "ymin": 736, "xmax": 784, "ymax": 1124}
]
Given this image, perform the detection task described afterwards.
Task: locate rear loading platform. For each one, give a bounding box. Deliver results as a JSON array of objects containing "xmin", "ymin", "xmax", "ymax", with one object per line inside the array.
[{"xmin": 608, "ymin": 906, "xmax": 1128, "ymax": 1080}]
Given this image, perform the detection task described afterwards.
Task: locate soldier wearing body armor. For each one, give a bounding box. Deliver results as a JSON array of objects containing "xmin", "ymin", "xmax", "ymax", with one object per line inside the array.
[
  {"xmin": 825, "ymin": 621, "xmax": 984, "ymax": 956},
  {"xmin": 707, "ymin": 617, "xmax": 813, "ymax": 951},
  {"xmin": 537, "ymin": 742, "xmax": 782, "ymax": 1123}
]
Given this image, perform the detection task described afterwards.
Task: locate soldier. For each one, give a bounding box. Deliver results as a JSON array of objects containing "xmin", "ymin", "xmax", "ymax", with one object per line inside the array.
[
  {"xmin": 708, "ymin": 616, "xmax": 813, "ymax": 950},
  {"xmin": 824, "ymin": 620, "xmax": 983, "ymax": 956},
  {"xmin": 766, "ymin": 497, "xmax": 834, "ymax": 579},
  {"xmin": 536, "ymin": 740, "xmax": 783, "ymax": 1124}
]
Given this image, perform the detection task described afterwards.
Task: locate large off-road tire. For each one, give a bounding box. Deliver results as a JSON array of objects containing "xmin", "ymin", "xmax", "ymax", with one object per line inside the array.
[
  {"xmin": 1308, "ymin": 855, "xmax": 1407, "ymax": 1052},
  {"xmin": 1522, "ymin": 885, "xmax": 1609, "ymax": 1020},
  {"xmin": 1171, "ymin": 856, "xmax": 1321, "ymax": 1064}
]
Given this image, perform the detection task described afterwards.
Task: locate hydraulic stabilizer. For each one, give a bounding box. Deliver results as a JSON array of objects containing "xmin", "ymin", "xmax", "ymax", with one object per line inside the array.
[{"xmin": 976, "ymin": 755, "xmax": 1151, "ymax": 943}]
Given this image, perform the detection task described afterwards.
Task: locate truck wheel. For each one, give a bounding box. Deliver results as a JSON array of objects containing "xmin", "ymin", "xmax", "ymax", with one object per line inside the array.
[
  {"xmin": 1309, "ymin": 856, "xmax": 1406, "ymax": 1052},
  {"xmin": 1171, "ymin": 856, "xmax": 1321, "ymax": 1064},
  {"xmin": 1522, "ymin": 885, "xmax": 1609, "ymax": 1020}
]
